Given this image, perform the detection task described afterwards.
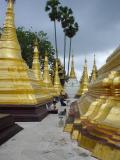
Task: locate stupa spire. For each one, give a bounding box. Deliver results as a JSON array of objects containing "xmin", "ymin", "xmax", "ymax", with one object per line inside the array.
[
  {"xmin": 82, "ymin": 58, "xmax": 89, "ymax": 83},
  {"xmin": 0, "ymin": 0, "xmax": 21, "ymax": 59},
  {"xmin": 76, "ymin": 58, "xmax": 89, "ymax": 97},
  {"xmin": 54, "ymin": 59, "xmax": 62, "ymax": 95},
  {"xmin": 32, "ymin": 39, "xmax": 42, "ymax": 81},
  {"xmin": 90, "ymin": 54, "xmax": 97, "ymax": 82},
  {"xmin": 70, "ymin": 54, "xmax": 76, "ymax": 79}
]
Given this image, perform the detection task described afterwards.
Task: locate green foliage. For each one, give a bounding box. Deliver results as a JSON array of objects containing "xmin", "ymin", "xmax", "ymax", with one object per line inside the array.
[
  {"xmin": 16, "ymin": 27, "xmax": 55, "ymax": 69},
  {"xmin": 45, "ymin": 0, "xmax": 61, "ymax": 22},
  {"xmin": 59, "ymin": 6, "xmax": 79, "ymax": 38},
  {"xmin": 59, "ymin": 6, "xmax": 73, "ymax": 30},
  {"xmin": 45, "ymin": 0, "xmax": 61, "ymax": 59}
]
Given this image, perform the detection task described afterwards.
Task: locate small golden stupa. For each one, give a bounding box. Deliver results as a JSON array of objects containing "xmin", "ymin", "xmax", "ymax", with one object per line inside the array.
[
  {"xmin": 43, "ymin": 52, "xmax": 57, "ymax": 97},
  {"xmin": 70, "ymin": 55, "xmax": 76, "ymax": 79},
  {"xmin": 53, "ymin": 59, "xmax": 63, "ymax": 95},
  {"xmin": 32, "ymin": 40, "xmax": 52, "ymax": 99},
  {"xmin": 89, "ymin": 54, "xmax": 97, "ymax": 82},
  {"xmin": 76, "ymin": 58, "xmax": 89, "ymax": 97},
  {"xmin": 0, "ymin": 0, "xmax": 52, "ymax": 121},
  {"xmin": 32, "ymin": 39, "xmax": 43, "ymax": 81}
]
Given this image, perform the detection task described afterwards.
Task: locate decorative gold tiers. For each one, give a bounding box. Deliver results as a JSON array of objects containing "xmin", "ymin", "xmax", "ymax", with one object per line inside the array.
[
  {"xmin": 0, "ymin": 0, "xmax": 51, "ymax": 105},
  {"xmin": 64, "ymin": 48, "xmax": 120, "ymax": 160}
]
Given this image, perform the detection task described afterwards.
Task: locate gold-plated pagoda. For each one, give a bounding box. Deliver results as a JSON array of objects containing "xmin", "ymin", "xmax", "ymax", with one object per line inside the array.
[
  {"xmin": 43, "ymin": 52, "xmax": 57, "ymax": 96},
  {"xmin": 90, "ymin": 54, "xmax": 97, "ymax": 82},
  {"xmin": 54, "ymin": 59, "xmax": 63, "ymax": 95},
  {"xmin": 70, "ymin": 54, "xmax": 76, "ymax": 79},
  {"xmin": 0, "ymin": 0, "xmax": 50, "ymax": 105},
  {"xmin": 0, "ymin": 0, "xmax": 21, "ymax": 59},
  {"xmin": 32, "ymin": 39, "xmax": 42, "ymax": 81},
  {"xmin": 64, "ymin": 46, "xmax": 120, "ymax": 160},
  {"xmin": 76, "ymin": 58, "xmax": 89, "ymax": 97}
]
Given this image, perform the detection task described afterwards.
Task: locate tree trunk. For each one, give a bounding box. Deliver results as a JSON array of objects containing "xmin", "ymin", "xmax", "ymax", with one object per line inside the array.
[
  {"xmin": 67, "ymin": 38, "xmax": 72, "ymax": 77},
  {"xmin": 64, "ymin": 34, "xmax": 66, "ymax": 83},
  {"xmin": 54, "ymin": 20, "xmax": 58, "ymax": 59}
]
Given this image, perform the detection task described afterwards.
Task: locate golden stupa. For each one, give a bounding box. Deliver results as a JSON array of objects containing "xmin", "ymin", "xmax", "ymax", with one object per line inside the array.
[
  {"xmin": 32, "ymin": 39, "xmax": 43, "ymax": 82},
  {"xmin": 76, "ymin": 58, "xmax": 89, "ymax": 97},
  {"xmin": 89, "ymin": 54, "xmax": 97, "ymax": 82},
  {"xmin": 53, "ymin": 59, "xmax": 63, "ymax": 95},
  {"xmin": 43, "ymin": 53, "xmax": 58, "ymax": 97},
  {"xmin": 64, "ymin": 47, "xmax": 120, "ymax": 160},
  {"xmin": 70, "ymin": 55, "xmax": 76, "ymax": 79},
  {"xmin": 0, "ymin": 0, "xmax": 52, "ymax": 121},
  {"xmin": 32, "ymin": 40, "xmax": 52, "ymax": 100}
]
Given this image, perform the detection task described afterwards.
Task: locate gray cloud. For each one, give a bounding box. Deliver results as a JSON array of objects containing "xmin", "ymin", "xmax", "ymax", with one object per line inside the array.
[{"xmin": 0, "ymin": 0, "xmax": 120, "ymax": 79}]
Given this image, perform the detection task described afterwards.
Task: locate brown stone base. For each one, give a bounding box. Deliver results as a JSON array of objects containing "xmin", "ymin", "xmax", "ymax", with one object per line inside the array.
[
  {"xmin": 0, "ymin": 103, "xmax": 50, "ymax": 122},
  {"xmin": 48, "ymin": 110, "xmax": 58, "ymax": 114},
  {"xmin": 0, "ymin": 114, "xmax": 22, "ymax": 145}
]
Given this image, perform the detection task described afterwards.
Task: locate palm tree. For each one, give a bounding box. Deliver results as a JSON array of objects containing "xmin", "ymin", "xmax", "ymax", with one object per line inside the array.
[
  {"xmin": 59, "ymin": 6, "xmax": 73, "ymax": 82},
  {"xmin": 45, "ymin": 0, "xmax": 61, "ymax": 59},
  {"xmin": 66, "ymin": 21, "xmax": 79, "ymax": 77}
]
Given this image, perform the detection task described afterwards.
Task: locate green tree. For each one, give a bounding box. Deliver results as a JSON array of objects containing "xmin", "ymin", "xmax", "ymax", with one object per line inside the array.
[
  {"xmin": 16, "ymin": 27, "xmax": 55, "ymax": 70},
  {"xmin": 45, "ymin": 0, "xmax": 61, "ymax": 59}
]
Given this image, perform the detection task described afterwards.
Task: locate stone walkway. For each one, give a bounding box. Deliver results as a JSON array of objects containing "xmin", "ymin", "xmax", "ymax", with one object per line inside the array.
[{"xmin": 0, "ymin": 114, "xmax": 96, "ymax": 160}]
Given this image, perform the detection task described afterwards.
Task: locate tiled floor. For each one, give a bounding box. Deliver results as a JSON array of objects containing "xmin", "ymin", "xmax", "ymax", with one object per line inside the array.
[{"xmin": 0, "ymin": 114, "xmax": 97, "ymax": 160}]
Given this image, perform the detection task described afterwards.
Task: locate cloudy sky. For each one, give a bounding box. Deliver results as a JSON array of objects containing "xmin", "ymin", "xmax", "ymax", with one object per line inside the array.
[{"xmin": 0, "ymin": 0, "xmax": 120, "ymax": 79}]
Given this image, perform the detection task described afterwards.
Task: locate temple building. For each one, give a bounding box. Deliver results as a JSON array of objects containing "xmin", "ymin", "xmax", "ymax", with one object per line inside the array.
[{"xmin": 64, "ymin": 55, "xmax": 79, "ymax": 98}]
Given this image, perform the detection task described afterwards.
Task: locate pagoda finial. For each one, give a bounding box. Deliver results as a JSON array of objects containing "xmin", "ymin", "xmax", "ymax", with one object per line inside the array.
[
  {"xmin": 90, "ymin": 54, "xmax": 97, "ymax": 82},
  {"xmin": 43, "ymin": 51, "xmax": 53, "ymax": 86},
  {"xmin": 70, "ymin": 54, "xmax": 76, "ymax": 79},
  {"xmin": 0, "ymin": 0, "xmax": 21, "ymax": 59},
  {"xmin": 76, "ymin": 57, "xmax": 89, "ymax": 97},
  {"xmin": 32, "ymin": 39, "xmax": 43, "ymax": 81},
  {"xmin": 82, "ymin": 57, "xmax": 89, "ymax": 89},
  {"xmin": 54, "ymin": 59, "xmax": 62, "ymax": 95}
]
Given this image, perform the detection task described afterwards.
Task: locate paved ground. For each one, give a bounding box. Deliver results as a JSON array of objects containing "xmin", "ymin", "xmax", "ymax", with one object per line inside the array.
[{"xmin": 0, "ymin": 113, "xmax": 96, "ymax": 160}]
